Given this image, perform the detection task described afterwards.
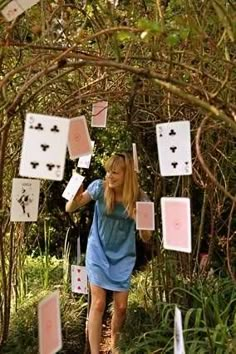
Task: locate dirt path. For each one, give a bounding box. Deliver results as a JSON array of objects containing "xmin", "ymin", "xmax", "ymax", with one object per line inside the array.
[{"xmin": 100, "ymin": 315, "xmax": 112, "ymax": 354}]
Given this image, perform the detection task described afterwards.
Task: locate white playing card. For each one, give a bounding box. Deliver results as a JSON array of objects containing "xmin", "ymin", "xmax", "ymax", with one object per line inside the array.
[
  {"xmin": 10, "ymin": 178, "xmax": 40, "ymax": 222},
  {"xmin": 38, "ymin": 290, "xmax": 62, "ymax": 354},
  {"xmin": 17, "ymin": 0, "xmax": 40, "ymax": 11},
  {"xmin": 136, "ymin": 201, "xmax": 155, "ymax": 230},
  {"xmin": 132, "ymin": 143, "xmax": 139, "ymax": 173},
  {"xmin": 1, "ymin": 1, "xmax": 24, "ymax": 21},
  {"xmin": 77, "ymin": 237, "xmax": 81, "ymax": 265},
  {"xmin": 161, "ymin": 197, "xmax": 191, "ymax": 253},
  {"xmin": 156, "ymin": 121, "xmax": 192, "ymax": 176},
  {"xmin": 71, "ymin": 265, "xmax": 88, "ymax": 294},
  {"xmin": 77, "ymin": 141, "xmax": 95, "ymax": 169},
  {"xmin": 91, "ymin": 101, "xmax": 108, "ymax": 128},
  {"xmin": 19, "ymin": 113, "xmax": 69, "ymax": 181},
  {"xmin": 174, "ymin": 306, "xmax": 185, "ymax": 354},
  {"xmin": 62, "ymin": 173, "xmax": 84, "ymax": 201}
]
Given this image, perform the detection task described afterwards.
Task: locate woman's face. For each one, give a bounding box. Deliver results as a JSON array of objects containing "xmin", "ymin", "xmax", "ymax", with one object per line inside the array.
[{"xmin": 106, "ymin": 164, "xmax": 125, "ymax": 191}]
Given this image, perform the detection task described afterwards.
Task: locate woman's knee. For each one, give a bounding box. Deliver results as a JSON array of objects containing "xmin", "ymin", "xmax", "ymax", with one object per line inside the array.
[
  {"xmin": 91, "ymin": 297, "xmax": 106, "ymax": 313},
  {"xmin": 114, "ymin": 302, "xmax": 127, "ymax": 316}
]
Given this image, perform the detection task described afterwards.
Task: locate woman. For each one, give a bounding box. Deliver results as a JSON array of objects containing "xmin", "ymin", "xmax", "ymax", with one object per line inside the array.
[{"xmin": 66, "ymin": 152, "xmax": 152, "ymax": 354}]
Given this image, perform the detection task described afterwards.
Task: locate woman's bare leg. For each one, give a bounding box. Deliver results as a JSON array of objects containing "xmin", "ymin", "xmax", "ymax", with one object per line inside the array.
[
  {"xmin": 111, "ymin": 291, "xmax": 129, "ymax": 351},
  {"xmin": 88, "ymin": 284, "xmax": 106, "ymax": 354}
]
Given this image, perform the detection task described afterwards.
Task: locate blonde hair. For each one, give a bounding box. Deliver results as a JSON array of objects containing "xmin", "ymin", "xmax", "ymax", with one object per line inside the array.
[{"xmin": 104, "ymin": 152, "xmax": 139, "ymax": 218}]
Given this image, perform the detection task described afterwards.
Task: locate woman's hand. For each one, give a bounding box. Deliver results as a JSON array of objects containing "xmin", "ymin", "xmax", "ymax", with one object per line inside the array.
[{"xmin": 139, "ymin": 230, "xmax": 152, "ymax": 243}]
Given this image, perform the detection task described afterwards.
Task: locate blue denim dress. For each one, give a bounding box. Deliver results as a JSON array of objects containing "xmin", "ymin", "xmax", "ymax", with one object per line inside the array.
[{"xmin": 85, "ymin": 179, "xmax": 136, "ymax": 291}]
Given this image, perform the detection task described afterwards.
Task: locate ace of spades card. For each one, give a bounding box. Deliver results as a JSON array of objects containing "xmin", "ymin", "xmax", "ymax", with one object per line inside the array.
[
  {"xmin": 1, "ymin": 1, "xmax": 24, "ymax": 21},
  {"xmin": 38, "ymin": 290, "xmax": 62, "ymax": 354},
  {"xmin": 19, "ymin": 113, "xmax": 69, "ymax": 181},
  {"xmin": 161, "ymin": 197, "xmax": 191, "ymax": 253},
  {"xmin": 71, "ymin": 265, "xmax": 88, "ymax": 295},
  {"xmin": 10, "ymin": 178, "xmax": 40, "ymax": 222},
  {"xmin": 62, "ymin": 172, "xmax": 84, "ymax": 201},
  {"xmin": 174, "ymin": 306, "xmax": 185, "ymax": 354},
  {"xmin": 156, "ymin": 121, "xmax": 192, "ymax": 176}
]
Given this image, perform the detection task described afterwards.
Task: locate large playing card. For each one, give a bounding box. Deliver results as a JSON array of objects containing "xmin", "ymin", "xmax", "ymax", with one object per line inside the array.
[
  {"xmin": 62, "ymin": 173, "xmax": 84, "ymax": 201},
  {"xmin": 161, "ymin": 197, "xmax": 191, "ymax": 253},
  {"xmin": 10, "ymin": 178, "xmax": 40, "ymax": 222},
  {"xmin": 71, "ymin": 265, "xmax": 88, "ymax": 294},
  {"xmin": 38, "ymin": 290, "xmax": 62, "ymax": 354},
  {"xmin": 19, "ymin": 113, "xmax": 69, "ymax": 181},
  {"xmin": 174, "ymin": 306, "xmax": 185, "ymax": 354},
  {"xmin": 77, "ymin": 141, "xmax": 95, "ymax": 169},
  {"xmin": 91, "ymin": 101, "xmax": 108, "ymax": 127},
  {"xmin": 17, "ymin": 0, "xmax": 40, "ymax": 11},
  {"xmin": 67, "ymin": 116, "xmax": 93, "ymax": 160},
  {"xmin": 1, "ymin": 1, "xmax": 24, "ymax": 21},
  {"xmin": 156, "ymin": 121, "xmax": 192, "ymax": 176},
  {"xmin": 132, "ymin": 143, "xmax": 139, "ymax": 173},
  {"xmin": 136, "ymin": 201, "xmax": 155, "ymax": 230}
]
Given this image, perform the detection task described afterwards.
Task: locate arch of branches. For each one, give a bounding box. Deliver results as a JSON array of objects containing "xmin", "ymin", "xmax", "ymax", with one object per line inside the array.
[{"xmin": 0, "ymin": 0, "xmax": 235, "ymax": 347}]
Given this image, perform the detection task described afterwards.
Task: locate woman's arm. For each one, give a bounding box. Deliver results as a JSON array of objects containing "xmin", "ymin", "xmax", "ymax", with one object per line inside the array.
[{"xmin": 65, "ymin": 185, "xmax": 92, "ymax": 213}]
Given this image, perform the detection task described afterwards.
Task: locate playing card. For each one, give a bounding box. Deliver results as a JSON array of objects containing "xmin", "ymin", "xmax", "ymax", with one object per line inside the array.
[
  {"xmin": 132, "ymin": 143, "xmax": 139, "ymax": 173},
  {"xmin": 136, "ymin": 201, "xmax": 155, "ymax": 230},
  {"xmin": 174, "ymin": 306, "xmax": 185, "ymax": 354},
  {"xmin": 91, "ymin": 101, "xmax": 108, "ymax": 128},
  {"xmin": 77, "ymin": 141, "xmax": 95, "ymax": 169},
  {"xmin": 38, "ymin": 290, "xmax": 62, "ymax": 354},
  {"xmin": 62, "ymin": 173, "xmax": 84, "ymax": 201},
  {"xmin": 10, "ymin": 178, "xmax": 40, "ymax": 222},
  {"xmin": 156, "ymin": 121, "xmax": 192, "ymax": 176},
  {"xmin": 17, "ymin": 0, "xmax": 40, "ymax": 11},
  {"xmin": 161, "ymin": 197, "xmax": 191, "ymax": 253},
  {"xmin": 19, "ymin": 113, "xmax": 69, "ymax": 181},
  {"xmin": 77, "ymin": 237, "xmax": 81, "ymax": 265},
  {"xmin": 71, "ymin": 265, "xmax": 88, "ymax": 294},
  {"xmin": 1, "ymin": 1, "xmax": 24, "ymax": 21},
  {"xmin": 67, "ymin": 116, "xmax": 93, "ymax": 160}
]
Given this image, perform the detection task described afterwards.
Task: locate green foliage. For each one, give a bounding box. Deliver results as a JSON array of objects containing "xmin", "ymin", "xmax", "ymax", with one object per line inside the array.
[{"xmin": 119, "ymin": 268, "xmax": 236, "ymax": 353}]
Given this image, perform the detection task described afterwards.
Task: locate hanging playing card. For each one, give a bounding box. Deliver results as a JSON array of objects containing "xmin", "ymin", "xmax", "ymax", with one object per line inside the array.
[
  {"xmin": 136, "ymin": 201, "xmax": 155, "ymax": 230},
  {"xmin": 174, "ymin": 306, "xmax": 185, "ymax": 354},
  {"xmin": 91, "ymin": 101, "xmax": 108, "ymax": 128},
  {"xmin": 77, "ymin": 141, "xmax": 95, "ymax": 169},
  {"xmin": 132, "ymin": 143, "xmax": 139, "ymax": 173},
  {"xmin": 38, "ymin": 290, "xmax": 62, "ymax": 354},
  {"xmin": 71, "ymin": 265, "xmax": 88, "ymax": 294},
  {"xmin": 161, "ymin": 197, "xmax": 191, "ymax": 253},
  {"xmin": 156, "ymin": 121, "xmax": 192, "ymax": 176},
  {"xmin": 17, "ymin": 0, "xmax": 40, "ymax": 11},
  {"xmin": 62, "ymin": 172, "xmax": 85, "ymax": 201},
  {"xmin": 67, "ymin": 116, "xmax": 93, "ymax": 160},
  {"xmin": 1, "ymin": 1, "xmax": 24, "ymax": 21},
  {"xmin": 10, "ymin": 178, "xmax": 40, "ymax": 222},
  {"xmin": 19, "ymin": 113, "xmax": 69, "ymax": 181}
]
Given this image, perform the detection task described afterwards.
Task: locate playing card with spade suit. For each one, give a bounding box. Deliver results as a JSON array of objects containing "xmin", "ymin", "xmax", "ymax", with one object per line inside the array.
[
  {"xmin": 19, "ymin": 113, "xmax": 69, "ymax": 181},
  {"xmin": 156, "ymin": 121, "xmax": 192, "ymax": 176}
]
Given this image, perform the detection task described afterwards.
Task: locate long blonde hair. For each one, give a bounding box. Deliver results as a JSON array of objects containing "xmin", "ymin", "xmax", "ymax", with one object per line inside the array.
[{"xmin": 104, "ymin": 152, "xmax": 139, "ymax": 218}]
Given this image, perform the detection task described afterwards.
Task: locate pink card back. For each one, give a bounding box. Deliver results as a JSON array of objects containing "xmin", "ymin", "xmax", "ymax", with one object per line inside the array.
[
  {"xmin": 136, "ymin": 202, "xmax": 155, "ymax": 230},
  {"xmin": 68, "ymin": 116, "xmax": 92, "ymax": 159},
  {"xmin": 161, "ymin": 197, "xmax": 191, "ymax": 253},
  {"xmin": 38, "ymin": 290, "xmax": 62, "ymax": 354},
  {"xmin": 91, "ymin": 101, "xmax": 108, "ymax": 127}
]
